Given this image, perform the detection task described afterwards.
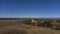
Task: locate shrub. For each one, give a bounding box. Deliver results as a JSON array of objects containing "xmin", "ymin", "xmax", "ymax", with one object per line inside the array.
[
  {"xmin": 55, "ymin": 26, "xmax": 60, "ymax": 30},
  {"xmin": 37, "ymin": 23, "xmax": 41, "ymax": 27}
]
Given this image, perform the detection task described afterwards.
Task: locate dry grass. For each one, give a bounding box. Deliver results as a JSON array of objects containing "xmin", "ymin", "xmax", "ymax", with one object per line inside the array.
[
  {"xmin": 0, "ymin": 28, "xmax": 27, "ymax": 34},
  {"xmin": 0, "ymin": 20, "xmax": 15, "ymax": 27},
  {"xmin": 16, "ymin": 24, "xmax": 60, "ymax": 34},
  {"xmin": 0, "ymin": 25, "xmax": 27, "ymax": 34},
  {"xmin": 0, "ymin": 24, "xmax": 60, "ymax": 34},
  {"xmin": 0, "ymin": 20, "xmax": 15, "ymax": 23}
]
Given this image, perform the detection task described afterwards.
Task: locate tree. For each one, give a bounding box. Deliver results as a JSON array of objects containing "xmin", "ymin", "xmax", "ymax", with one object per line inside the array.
[{"xmin": 22, "ymin": 19, "xmax": 32, "ymax": 25}]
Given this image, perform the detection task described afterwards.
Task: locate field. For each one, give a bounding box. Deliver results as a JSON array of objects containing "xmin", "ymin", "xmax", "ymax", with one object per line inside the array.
[
  {"xmin": 0, "ymin": 24, "xmax": 60, "ymax": 34},
  {"xmin": 0, "ymin": 19, "xmax": 60, "ymax": 34}
]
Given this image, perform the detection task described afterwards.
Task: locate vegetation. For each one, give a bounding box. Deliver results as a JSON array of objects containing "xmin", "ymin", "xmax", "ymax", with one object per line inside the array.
[
  {"xmin": 0, "ymin": 20, "xmax": 15, "ymax": 28},
  {"xmin": 22, "ymin": 19, "xmax": 60, "ymax": 30},
  {"xmin": 0, "ymin": 19, "xmax": 60, "ymax": 34},
  {"xmin": 22, "ymin": 20, "xmax": 32, "ymax": 25}
]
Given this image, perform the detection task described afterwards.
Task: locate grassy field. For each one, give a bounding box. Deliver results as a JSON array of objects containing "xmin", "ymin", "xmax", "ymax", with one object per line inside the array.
[
  {"xmin": 0, "ymin": 20, "xmax": 15, "ymax": 27},
  {"xmin": 16, "ymin": 24, "xmax": 60, "ymax": 34},
  {"xmin": 0, "ymin": 20, "xmax": 60, "ymax": 34},
  {"xmin": 0, "ymin": 23, "xmax": 60, "ymax": 34}
]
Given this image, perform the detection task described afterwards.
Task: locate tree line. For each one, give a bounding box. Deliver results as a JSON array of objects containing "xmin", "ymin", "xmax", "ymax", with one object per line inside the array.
[{"xmin": 21, "ymin": 19, "xmax": 60, "ymax": 30}]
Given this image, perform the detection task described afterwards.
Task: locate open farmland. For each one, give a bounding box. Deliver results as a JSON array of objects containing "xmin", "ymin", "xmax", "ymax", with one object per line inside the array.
[
  {"xmin": 0, "ymin": 18, "xmax": 60, "ymax": 34},
  {"xmin": 0, "ymin": 20, "xmax": 16, "ymax": 28}
]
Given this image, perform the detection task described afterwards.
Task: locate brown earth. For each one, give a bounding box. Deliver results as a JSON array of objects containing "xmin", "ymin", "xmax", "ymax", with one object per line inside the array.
[
  {"xmin": 0, "ymin": 20, "xmax": 15, "ymax": 22},
  {"xmin": 0, "ymin": 23, "xmax": 60, "ymax": 34}
]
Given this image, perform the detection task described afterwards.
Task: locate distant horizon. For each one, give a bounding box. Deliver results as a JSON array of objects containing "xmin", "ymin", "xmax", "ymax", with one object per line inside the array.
[{"xmin": 0, "ymin": 17, "xmax": 60, "ymax": 18}]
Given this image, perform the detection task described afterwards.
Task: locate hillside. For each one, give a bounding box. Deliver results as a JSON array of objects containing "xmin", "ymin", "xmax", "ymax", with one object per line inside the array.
[{"xmin": 0, "ymin": 23, "xmax": 60, "ymax": 34}]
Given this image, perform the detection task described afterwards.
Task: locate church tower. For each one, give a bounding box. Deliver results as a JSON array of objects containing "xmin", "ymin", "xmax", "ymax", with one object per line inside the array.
[
  {"xmin": 31, "ymin": 18, "xmax": 38, "ymax": 26},
  {"xmin": 32, "ymin": 18, "xmax": 35, "ymax": 22}
]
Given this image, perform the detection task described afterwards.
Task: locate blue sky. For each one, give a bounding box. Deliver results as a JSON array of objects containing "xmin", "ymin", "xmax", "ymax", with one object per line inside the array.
[{"xmin": 0, "ymin": 0, "xmax": 60, "ymax": 18}]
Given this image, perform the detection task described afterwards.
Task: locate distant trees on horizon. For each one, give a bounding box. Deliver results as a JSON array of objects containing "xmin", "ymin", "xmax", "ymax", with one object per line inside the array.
[{"xmin": 22, "ymin": 19, "xmax": 60, "ymax": 30}]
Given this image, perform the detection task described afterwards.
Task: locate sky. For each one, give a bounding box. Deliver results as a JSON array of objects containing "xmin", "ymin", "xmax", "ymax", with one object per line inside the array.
[{"xmin": 0, "ymin": 0, "xmax": 60, "ymax": 18}]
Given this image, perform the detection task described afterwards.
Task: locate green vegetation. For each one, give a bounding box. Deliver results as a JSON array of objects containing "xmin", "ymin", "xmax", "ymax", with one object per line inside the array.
[
  {"xmin": 22, "ymin": 19, "xmax": 60, "ymax": 30},
  {"xmin": 22, "ymin": 20, "xmax": 32, "ymax": 25},
  {"xmin": 0, "ymin": 19, "xmax": 60, "ymax": 34}
]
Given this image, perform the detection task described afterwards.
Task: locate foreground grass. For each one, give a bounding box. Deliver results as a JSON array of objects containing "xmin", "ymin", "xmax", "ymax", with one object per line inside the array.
[
  {"xmin": 16, "ymin": 24, "xmax": 60, "ymax": 34},
  {"xmin": 0, "ymin": 23, "xmax": 60, "ymax": 34}
]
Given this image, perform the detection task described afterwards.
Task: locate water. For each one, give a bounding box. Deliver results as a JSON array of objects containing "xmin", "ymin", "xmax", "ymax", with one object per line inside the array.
[{"xmin": 15, "ymin": 19, "xmax": 20, "ymax": 25}]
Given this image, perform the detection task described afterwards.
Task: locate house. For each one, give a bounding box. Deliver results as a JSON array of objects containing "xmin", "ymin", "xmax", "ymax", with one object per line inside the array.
[{"xmin": 31, "ymin": 19, "xmax": 45, "ymax": 26}]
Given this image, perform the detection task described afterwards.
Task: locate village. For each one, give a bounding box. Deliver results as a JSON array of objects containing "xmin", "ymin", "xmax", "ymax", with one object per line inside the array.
[{"xmin": 22, "ymin": 18, "xmax": 60, "ymax": 30}]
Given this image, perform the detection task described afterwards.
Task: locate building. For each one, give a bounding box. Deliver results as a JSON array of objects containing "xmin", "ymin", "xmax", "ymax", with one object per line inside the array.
[{"xmin": 31, "ymin": 18, "xmax": 38, "ymax": 26}]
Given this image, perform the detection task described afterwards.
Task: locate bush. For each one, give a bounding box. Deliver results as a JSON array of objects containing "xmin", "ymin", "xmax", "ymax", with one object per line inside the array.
[
  {"xmin": 37, "ymin": 23, "xmax": 41, "ymax": 27},
  {"xmin": 22, "ymin": 20, "xmax": 32, "ymax": 25},
  {"xmin": 55, "ymin": 26, "xmax": 60, "ymax": 30}
]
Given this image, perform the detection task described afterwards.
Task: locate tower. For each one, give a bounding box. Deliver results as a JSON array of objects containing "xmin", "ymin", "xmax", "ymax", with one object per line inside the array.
[
  {"xmin": 31, "ymin": 18, "xmax": 38, "ymax": 26},
  {"xmin": 32, "ymin": 18, "xmax": 35, "ymax": 22}
]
